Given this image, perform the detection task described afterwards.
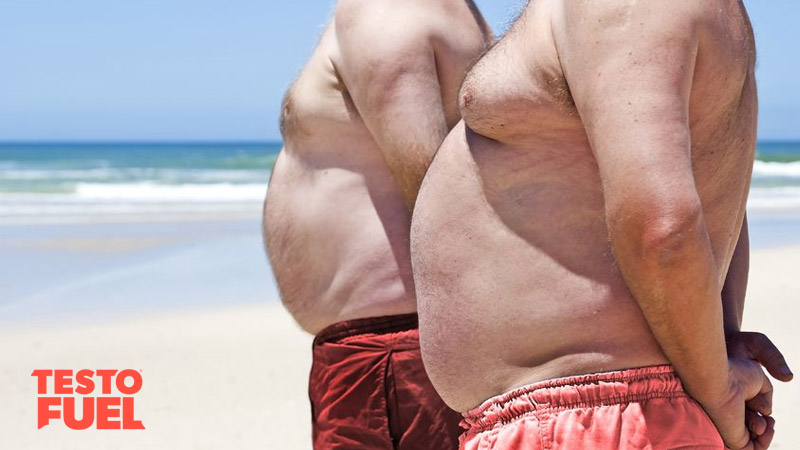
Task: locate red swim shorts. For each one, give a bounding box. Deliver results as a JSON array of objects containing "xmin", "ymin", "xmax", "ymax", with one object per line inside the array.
[
  {"xmin": 460, "ymin": 365, "xmax": 724, "ymax": 450},
  {"xmin": 309, "ymin": 313, "xmax": 461, "ymax": 449}
]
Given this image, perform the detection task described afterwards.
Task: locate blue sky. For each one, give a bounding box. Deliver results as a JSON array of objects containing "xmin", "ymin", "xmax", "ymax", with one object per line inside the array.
[{"xmin": 0, "ymin": 0, "xmax": 797, "ymax": 142}]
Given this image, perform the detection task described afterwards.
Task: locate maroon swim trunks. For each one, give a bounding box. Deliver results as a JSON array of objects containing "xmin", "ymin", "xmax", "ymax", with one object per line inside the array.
[
  {"xmin": 309, "ymin": 313, "xmax": 461, "ymax": 449},
  {"xmin": 459, "ymin": 365, "xmax": 724, "ymax": 450}
]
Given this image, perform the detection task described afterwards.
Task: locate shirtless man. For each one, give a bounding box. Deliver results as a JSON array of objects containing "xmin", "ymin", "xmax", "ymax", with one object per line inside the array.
[
  {"xmin": 263, "ymin": 1, "xmax": 491, "ymax": 448},
  {"xmin": 411, "ymin": 0, "xmax": 792, "ymax": 448}
]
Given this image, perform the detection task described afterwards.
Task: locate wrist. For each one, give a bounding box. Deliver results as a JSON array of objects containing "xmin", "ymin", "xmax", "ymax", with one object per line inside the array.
[
  {"xmin": 723, "ymin": 323, "xmax": 741, "ymax": 340},
  {"xmin": 677, "ymin": 359, "xmax": 733, "ymax": 410}
]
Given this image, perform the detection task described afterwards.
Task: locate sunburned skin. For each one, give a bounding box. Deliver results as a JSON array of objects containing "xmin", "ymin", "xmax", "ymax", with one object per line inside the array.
[
  {"xmin": 411, "ymin": 0, "xmax": 757, "ymax": 413},
  {"xmin": 264, "ymin": 0, "xmax": 491, "ymax": 334}
]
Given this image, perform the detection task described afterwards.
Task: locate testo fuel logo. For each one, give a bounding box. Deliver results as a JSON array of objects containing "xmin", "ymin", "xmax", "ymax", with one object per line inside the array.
[{"xmin": 32, "ymin": 369, "xmax": 145, "ymax": 430}]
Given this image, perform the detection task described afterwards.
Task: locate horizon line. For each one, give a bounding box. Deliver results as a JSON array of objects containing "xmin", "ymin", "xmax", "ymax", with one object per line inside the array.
[
  {"xmin": 1, "ymin": 139, "xmax": 799, "ymax": 145},
  {"xmin": 0, "ymin": 140, "xmax": 284, "ymax": 145}
]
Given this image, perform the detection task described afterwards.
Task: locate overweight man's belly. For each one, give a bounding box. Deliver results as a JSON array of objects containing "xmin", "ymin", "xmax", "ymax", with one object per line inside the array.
[
  {"xmin": 411, "ymin": 125, "xmax": 669, "ymax": 412},
  {"xmin": 265, "ymin": 147, "xmax": 416, "ymax": 335}
]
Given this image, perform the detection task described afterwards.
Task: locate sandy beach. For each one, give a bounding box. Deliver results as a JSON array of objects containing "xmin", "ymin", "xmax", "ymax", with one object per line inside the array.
[
  {"xmin": 0, "ymin": 303, "xmax": 313, "ymax": 450},
  {"xmin": 0, "ymin": 215, "xmax": 798, "ymax": 449},
  {"xmin": 3, "ymin": 0, "xmax": 799, "ymax": 446}
]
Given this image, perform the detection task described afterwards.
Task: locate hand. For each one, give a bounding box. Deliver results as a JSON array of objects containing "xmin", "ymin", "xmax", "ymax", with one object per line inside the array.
[
  {"xmin": 701, "ymin": 357, "xmax": 773, "ymax": 450},
  {"xmin": 726, "ymin": 331, "xmax": 793, "ymax": 382},
  {"xmin": 725, "ymin": 331, "xmax": 794, "ymax": 447}
]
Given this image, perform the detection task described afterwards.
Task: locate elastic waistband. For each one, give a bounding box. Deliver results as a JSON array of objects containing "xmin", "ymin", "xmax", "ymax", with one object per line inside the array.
[
  {"xmin": 314, "ymin": 313, "xmax": 419, "ymax": 343},
  {"xmin": 462, "ymin": 365, "xmax": 686, "ymax": 433}
]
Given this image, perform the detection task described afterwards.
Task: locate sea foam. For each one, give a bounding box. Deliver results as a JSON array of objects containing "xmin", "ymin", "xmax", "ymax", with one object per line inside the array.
[
  {"xmin": 73, "ymin": 182, "xmax": 266, "ymax": 202},
  {"xmin": 752, "ymin": 160, "xmax": 800, "ymax": 178}
]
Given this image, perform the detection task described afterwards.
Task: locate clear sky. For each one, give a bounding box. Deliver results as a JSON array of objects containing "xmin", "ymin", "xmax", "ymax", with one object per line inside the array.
[{"xmin": 1, "ymin": 0, "xmax": 797, "ymax": 142}]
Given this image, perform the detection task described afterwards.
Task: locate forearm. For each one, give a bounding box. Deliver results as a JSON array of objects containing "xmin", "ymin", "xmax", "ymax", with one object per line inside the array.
[
  {"xmin": 722, "ymin": 215, "xmax": 749, "ymax": 335},
  {"xmin": 612, "ymin": 208, "xmax": 729, "ymax": 405}
]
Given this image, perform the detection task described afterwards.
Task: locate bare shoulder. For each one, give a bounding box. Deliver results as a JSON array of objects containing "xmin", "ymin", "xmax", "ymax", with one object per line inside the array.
[
  {"xmin": 559, "ymin": 0, "xmax": 709, "ymax": 37},
  {"xmin": 335, "ymin": 0, "xmax": 438, "ymax": 39},
  {"xmin": 560, "ymin": 0, "xmax": 729, "ymax": 21},
  {"xmin": 334, "ymin": 0, "xmax": 487, "ymax": 50},
  {"xmin": 331, "ymin": 0, "xmax": 434, "ymax": 86},
  {"xmin": 336, "ymin": 0, "xmax": 477, "ymax": 22},
  {"xmin": 557, "ymin": 0, "xmax": 750, "ymax": 46},
  {"xmin": 553, "ymin": 0, "xmax": 754, "ymax": 80}
]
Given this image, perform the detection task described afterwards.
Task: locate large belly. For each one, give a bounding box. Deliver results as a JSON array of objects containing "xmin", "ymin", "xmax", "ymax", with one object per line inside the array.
[
  {"xmin": 265, "ymin": 146, "xmax": 416, "ymax": 334},
  {"xmin": 411, "ymin": 123, "xmax": 668, "ymax": 411}
]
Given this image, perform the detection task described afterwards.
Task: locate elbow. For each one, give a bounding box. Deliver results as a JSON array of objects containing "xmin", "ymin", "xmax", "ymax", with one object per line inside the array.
[{"xmin": 612, "ymin": 200, "xmax": 705, "ymax": 268}]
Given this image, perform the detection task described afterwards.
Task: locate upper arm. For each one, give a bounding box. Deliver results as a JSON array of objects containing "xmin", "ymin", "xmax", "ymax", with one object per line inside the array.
[
  {"xmin": 333, "ymin": 0, "xmax": 451, "ymax": 207},
  {"xmin": 554, "ymin": 0, "xmax": 710, "ymax": 225},
  {"xmin": 334, "ymin": 1, "xmax": 448, "ymax": 148}
]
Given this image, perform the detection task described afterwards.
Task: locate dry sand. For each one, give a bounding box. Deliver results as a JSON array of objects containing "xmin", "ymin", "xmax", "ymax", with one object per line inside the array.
[
  {"xmin": 742, "ymin": 245, "xmax": 800, "ymax": 449},
  {"xmin": 0, "ymin": 305, "xmax": 313, "ymax": 450},
  {"xmin": 1, "ymin": 244, "xmax": 797, "ymax": 449}
]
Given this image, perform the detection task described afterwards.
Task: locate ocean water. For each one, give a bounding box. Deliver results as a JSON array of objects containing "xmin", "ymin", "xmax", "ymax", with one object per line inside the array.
[
  {"xmin": 748, "ymin": 142, "xmax": 800, "ymax": 210},
  {"xmin": 0, "ymin": 142, "xmax": 281, "ymax": 223},
  {"xmin": 1, "ymin": 141, "xmax": 799, "ymax": 224}
]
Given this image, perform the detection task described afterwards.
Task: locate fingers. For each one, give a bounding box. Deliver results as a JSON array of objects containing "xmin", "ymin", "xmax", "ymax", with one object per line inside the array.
[
  {"xmin": 744, "ymin": 332, "xmax": 794, "ymax": 382},
  {"xmin": 746, "ymin": 397, "xmax": 771, "ymax": 419},
  {"xmin": 745, "ymin": 371, "xmax": 774, "ymax": 416},
  {"xmin": 733, "ymin": 414, "xmax": 775, "ymax": 450},
  {"xmin": 753, "ymin": 416, "xmax": 775, "ymax": 450},
  {"xmin": 745, "ymin": 408, "xmax": 767, "ymax": 436},
  {"xmin": 712, "ymin": 397, "xmax": 752, "ymax": 450},
  {"xmin": 724, "ymin": 420, "xmax": 756, "ymax": 450},
  {"xmin": 732, "ymin": 440, "xmax": 755, "ymax": 450}
]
